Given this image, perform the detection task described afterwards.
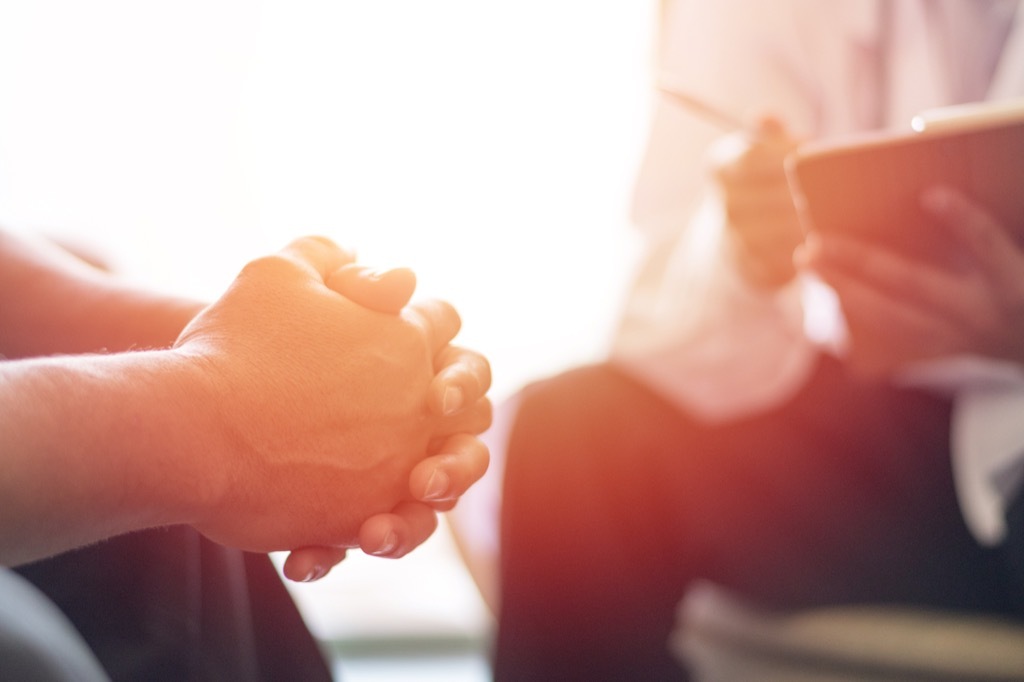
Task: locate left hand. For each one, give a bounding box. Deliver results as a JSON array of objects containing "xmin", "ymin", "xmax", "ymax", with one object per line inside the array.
[{"xmin": 798, "ymin": 185, "xmax": 1024, "ymax": 377}]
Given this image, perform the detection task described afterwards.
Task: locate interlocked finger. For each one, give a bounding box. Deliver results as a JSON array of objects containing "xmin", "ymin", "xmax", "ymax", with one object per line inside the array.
[{"xmin": 403, "ymin": 298, "xmax": 462, "ymax": 355}]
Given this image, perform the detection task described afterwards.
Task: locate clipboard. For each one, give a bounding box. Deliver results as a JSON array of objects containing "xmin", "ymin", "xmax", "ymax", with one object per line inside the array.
[{"xmin": 785, "ymin": 99, "xmax": 1024, "ymax": 267}]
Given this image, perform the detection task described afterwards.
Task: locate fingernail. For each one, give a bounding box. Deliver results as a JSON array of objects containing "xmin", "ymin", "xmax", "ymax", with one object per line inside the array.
[
  {"xmin": 302, "ymin": 565, "xmax": 328, "ymax": 582},
  {"xmin": 370, "ymin": 531, "xmax": 398, "ymax": 556},
  {"xmin": 442, "ymin": 386, "xmax": 463, "ymax": 416},
  {"xmin": 422, "ymin": 468, "xmax": 451, "ymax": 502}
]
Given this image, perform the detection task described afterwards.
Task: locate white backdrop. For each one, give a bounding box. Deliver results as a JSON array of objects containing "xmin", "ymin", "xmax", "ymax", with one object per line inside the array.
[{"xmin": 0, "ymin": 0, "xmax": 656, "ymax": 403}]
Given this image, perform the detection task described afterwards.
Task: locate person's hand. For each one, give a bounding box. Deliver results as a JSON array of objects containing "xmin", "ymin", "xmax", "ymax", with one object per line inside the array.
[
  {"xmin": 281, "ymin": 262, "xmax": 492, "ymax": 581},
  {"xmin": 281, "ymin": 433, "xmax": 490, "ymax": 582},
  {"xmin": 710, "ymin": 116, "xmax": 804, "ymax": 288},
  {"xmin": 798, "ymin": 186, "xmax": 1024, "ymax": 377},
  {"xmin": 171, "ymin": 236, "xmax": 490, "ymax": 553}
]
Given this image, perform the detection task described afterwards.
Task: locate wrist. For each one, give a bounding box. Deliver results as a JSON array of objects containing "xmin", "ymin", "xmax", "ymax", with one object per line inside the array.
[
  {"xmin": 145, "ymin": 347, "xmax": 234, "ymax": 527},
  {"xmin": 63, "ymin": 348, "xmax": 231, "ymax": 529},
  {"xmin": 80, "ymin": 349, "xmax": 228, "ymax": 530},
  {"xmin": 0, "ymin": 349, "xmax": 226, "ymax": 563}
]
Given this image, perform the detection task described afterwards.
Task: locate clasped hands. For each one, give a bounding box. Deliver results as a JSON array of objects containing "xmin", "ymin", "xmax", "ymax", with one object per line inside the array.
[{"xmin": 173, "ymin": 236, "xmax": 492, "ymax": 582}]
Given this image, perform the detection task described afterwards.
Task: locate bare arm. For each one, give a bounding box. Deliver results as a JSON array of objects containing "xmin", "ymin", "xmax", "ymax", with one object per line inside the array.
[
  {"xmin": 0, "ymin": 349, "xmax": 216, "ymax": 565},
  {"xmin": 0, "ymin": 229, "xmax": 204, "ymax": 358},
  {"xmin": 0, "ymin": 236, "xmax": 490, "ymax": 566}
]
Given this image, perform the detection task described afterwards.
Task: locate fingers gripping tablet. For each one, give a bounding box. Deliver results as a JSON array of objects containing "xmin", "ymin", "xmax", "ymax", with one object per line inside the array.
[{"xmin": 786, "ymin": 98, "xmax": 1024, "ymax": 268}]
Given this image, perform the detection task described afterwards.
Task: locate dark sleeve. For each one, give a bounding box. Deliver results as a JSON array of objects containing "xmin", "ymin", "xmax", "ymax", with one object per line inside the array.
[{"xmin": 15, "ymin": 527, "xmax": 332, "ymax": 682}]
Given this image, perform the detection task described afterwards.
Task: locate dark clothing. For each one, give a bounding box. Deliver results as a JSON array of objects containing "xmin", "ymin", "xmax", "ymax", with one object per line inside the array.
[
  {"xmin": 0, "ymin": 568, "xmax": 110, "ymax": 682},
  {"xmin": 495, "ymin": 355, "xmax": 1024, "ymax": 681},
  {"xmin": 15, "ymin": 527, "xmax": 332, "ymax": 682}
]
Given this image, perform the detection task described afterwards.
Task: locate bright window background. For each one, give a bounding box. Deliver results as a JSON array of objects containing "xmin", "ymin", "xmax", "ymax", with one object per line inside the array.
[{"xmin": 0, "ymin": 0, "xmax": 656, "ymax": 663}]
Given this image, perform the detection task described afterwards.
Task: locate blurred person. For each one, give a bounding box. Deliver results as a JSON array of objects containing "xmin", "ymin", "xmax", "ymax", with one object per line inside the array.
[
  {"xmin": 1, "ymin": 229, "xmax": 491, "ymax": 680},
  {"xmin": 448, "ymin": 1, "xmax": 1024, "ymax": 679}
]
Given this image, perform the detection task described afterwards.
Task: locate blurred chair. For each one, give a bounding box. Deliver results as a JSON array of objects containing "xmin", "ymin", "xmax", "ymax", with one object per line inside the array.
[{"xmin": 674, "ymin": 581, "xmax": 1024, "ymax": 682}]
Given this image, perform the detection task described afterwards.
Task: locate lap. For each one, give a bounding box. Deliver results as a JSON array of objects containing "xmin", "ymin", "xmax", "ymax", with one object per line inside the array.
[
  {"xmin": 15, "ymin": 527, "xmax": 331, "ymax": 682},
  {"xmin": 495, "ymin": 356, "xmax": 1018, "ymax": 680},
  {"xmin": 501, "ymin": 355, "xmax": 1011, "ymax": 612}
]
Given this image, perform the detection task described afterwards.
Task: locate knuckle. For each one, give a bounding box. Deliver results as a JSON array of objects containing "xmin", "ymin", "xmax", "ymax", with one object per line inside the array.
[
  {"xmin": 292, "ymin": 234, "xmax": 337, "ymax": 250},
  {"xmin": 465, "ymin": 399, "xmax": 494, "ymax": 433},
  {"xmin": 418, "ymin": 298, "xmax": 462, "ymax": 338},
  {"xmin": 434, "ymin": 299, "xmax": 461, "ymax": 327},
  {"xmin": 239, "ymin": 253, "xmax": 295, "ymax": 280}
]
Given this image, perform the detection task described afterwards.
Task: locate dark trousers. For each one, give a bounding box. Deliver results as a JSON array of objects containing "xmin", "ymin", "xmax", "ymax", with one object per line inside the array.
[
  {"xmin": 495, "ymin": 355, "xmax": 1024, "ymax": 681},
  {"xmin": 15, "ymin": 527, "xmax": 332, "ymax": 682}
]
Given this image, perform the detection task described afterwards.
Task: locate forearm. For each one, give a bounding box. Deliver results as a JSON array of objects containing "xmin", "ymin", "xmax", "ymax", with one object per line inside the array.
[
  {"xmin": 0, "ymin": 350, "xmax": 216, "ymax": 566},
  {"xmin": 0, "ymin": 229, "xmax": 204, "ymax": 358},
  {"xmin": 0, "ymin": 234, "xmax": 488, "ymax": 570}
]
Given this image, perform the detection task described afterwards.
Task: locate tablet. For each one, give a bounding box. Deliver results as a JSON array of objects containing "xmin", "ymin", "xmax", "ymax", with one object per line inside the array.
[{"xmin": 785, "ymin": 99, "xmax": 1024, "ymax": 267}]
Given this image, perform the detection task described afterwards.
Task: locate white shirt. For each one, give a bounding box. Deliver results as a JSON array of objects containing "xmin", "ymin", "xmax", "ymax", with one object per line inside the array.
[{"xmin": 612, "ymin": 0, "xmax": 1024, "ymax": 545}]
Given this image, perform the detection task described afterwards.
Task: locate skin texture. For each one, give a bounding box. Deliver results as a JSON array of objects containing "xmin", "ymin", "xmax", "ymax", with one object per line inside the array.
[{"xmin": 0, "ymin": 233, "xmax": 491, "ymax": 571}]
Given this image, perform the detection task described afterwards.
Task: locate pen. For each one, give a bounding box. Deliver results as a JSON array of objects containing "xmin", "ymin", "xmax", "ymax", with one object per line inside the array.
[{"xmin": 657, "ymin": 82, "xmax": 746, "ymax": 132}]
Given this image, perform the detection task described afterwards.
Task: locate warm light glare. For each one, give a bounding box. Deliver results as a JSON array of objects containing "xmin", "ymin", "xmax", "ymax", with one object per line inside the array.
[
  {"xmin": 0, "ymin": 0, "xmax": 655, "ymax": 402},
  {"xmin": 0, "ymin": 0, "xmax": 656, "ymax": 655}
]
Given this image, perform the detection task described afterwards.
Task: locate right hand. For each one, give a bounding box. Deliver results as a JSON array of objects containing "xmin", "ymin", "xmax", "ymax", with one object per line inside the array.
[
  {"xmin": 798, "ymin": 186, "xmax": 1024, "ymax": 377},
  {"xmin": 710, "ymin": 116, "xmax": 803, "ymax": 288}
]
